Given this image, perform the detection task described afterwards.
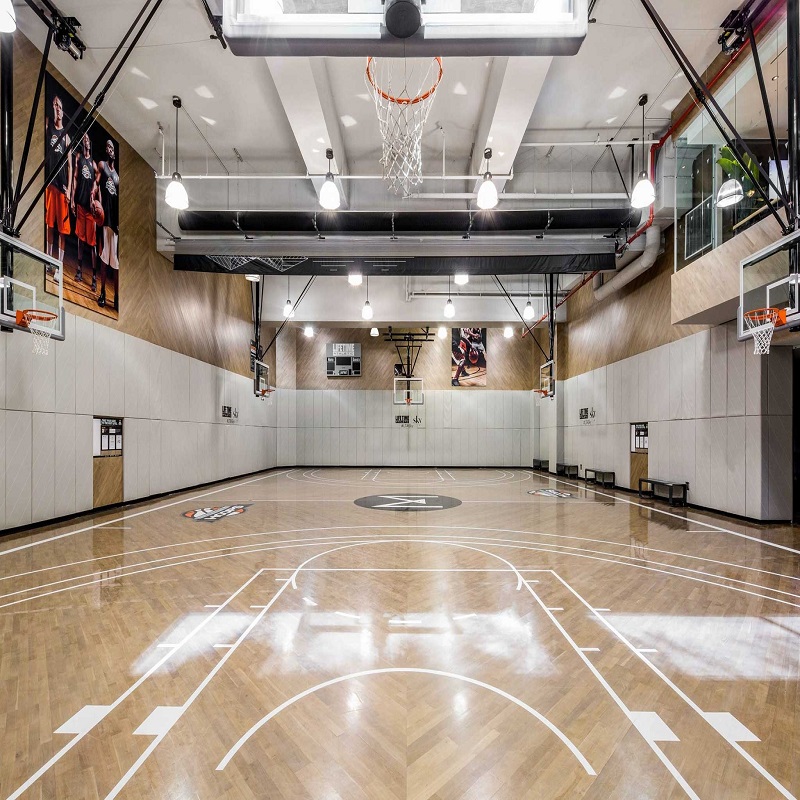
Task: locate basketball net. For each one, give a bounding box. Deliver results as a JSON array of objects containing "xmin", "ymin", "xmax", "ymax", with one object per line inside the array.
[
  {"xmin": 365, "ymin": 56, "xmax": 443, "ymax": 198},
  {"xmin": 743, "ymin": 308, "xmax": 780, "ymax": 355}
]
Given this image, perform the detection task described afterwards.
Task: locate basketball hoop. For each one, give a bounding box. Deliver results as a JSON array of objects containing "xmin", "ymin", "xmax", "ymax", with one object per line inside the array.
[
  {"xmin": 743, "ymin": 307, "xmax": 783, "ymax": 355},
  {"xmin": 16, "ymin": 309, "xmax": 58, "ymax": 356},
  {"xmin": 365, "ymin": 56, "xmax": 443, "ymax": 197}
]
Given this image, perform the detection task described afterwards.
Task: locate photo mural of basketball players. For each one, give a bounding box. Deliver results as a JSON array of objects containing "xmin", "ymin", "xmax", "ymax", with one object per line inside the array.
[
  {"xmin": 44, "ymin": 73, "xmax": 121, "ymax": 320},
  {"xmin": 95, "ymin": 139, "xmax": 119, "ymax": 309},
  {"xmin": 45, "ymin": 92, "xmax": 72, "ymax": 277},
  {"xmin": 451, "ymin": 327, "xmax": 487, "ymax": 387},
  {"xmin": 71, "ymin": 133, "xmax": 98, "ymax": 291}
]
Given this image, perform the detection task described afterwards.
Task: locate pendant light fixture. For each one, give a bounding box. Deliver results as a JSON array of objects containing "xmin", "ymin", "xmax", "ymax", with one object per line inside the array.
[
  {"xmin": 283, "ymin": 276, "xmax": 294, "ymax": 318},
  {"xmin": 717, "ymin": 178, "xmax": 744, "ymax": 208},
  {"xmin": 165, "ymin": 97, "xmax": 189, "ymax": 211},
  {"xmin": 319, "ymin": 148, "xmax": 341, "ymax": 210},
  {"xmin": 245, "ymin": 274, "xmax": 260, "ymax": 282},
  {"xmin": 443, "ymin": 275, "xmax": 455, "ymax": 318},
  {"xmin": 476, "ymin": 147, "xmax": 499, "ymax": 210},
  {"xmin": 361, "ymin": 276, "xmax": 373, "ymax": 320},
  {"xmin": 523, "ymin": 274, "xmax": 535, "ymax": 320},
  {"xmin": 0, "ymin": 0, "xmax": 16, "ymax": 33},
  {"xmin": 630, "ymin": 94, "xmax": 655, "ymax": 210}
]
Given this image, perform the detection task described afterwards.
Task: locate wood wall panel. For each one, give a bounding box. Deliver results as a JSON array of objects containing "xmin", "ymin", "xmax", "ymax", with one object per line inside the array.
[
  {"xmin": 671, "ymin": 215, "xmax": 786, "ymax": 325},
  {"xmin": 93, "ymin": 455, "xmax": 123, "ymax": 508},
  {"xmin": 561, "ymin": 235, "xmax": 707, "ymax": 380},
  {"xmin": 629, "ymin": 453, "xmax": 649, "ymax": 493},
  {"xmin": 289, "ymin": 327, "xmax": 545, "ymax": 390},
  {"xmin": 10, "ymin": 33, "xmax": 253, "ymax": 377}
]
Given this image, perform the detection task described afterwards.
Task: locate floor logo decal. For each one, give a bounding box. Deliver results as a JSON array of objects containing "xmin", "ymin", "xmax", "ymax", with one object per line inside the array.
[
  {"xmin": 528, "ymin": 489, "xmax": 573, "ymax": 498},
  {"xmin": 183, "ymin": 504, "xmax": 252, "ymax": 522},
  {"xmin": 354, "ymin": 494, "xmax": 462, "ymax": 511}
]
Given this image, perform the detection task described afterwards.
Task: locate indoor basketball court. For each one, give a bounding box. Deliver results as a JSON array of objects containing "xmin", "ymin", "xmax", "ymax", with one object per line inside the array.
[{"xmin": 1, "ymin": 1, "xmax": 799, "ymax": 798}]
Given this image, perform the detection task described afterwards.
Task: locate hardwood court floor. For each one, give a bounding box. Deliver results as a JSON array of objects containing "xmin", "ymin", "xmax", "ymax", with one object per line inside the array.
[{"xmin": 1, "ymin": 467, "xmax": 799, "ymax": 800}]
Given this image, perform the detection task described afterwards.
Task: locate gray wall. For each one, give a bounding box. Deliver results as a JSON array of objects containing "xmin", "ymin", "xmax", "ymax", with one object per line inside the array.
[
  {"xmin": 537, "ymin": 323, "xmax": 793, "ymax": 520},
  {"xmin": 276, "ymin": 389, "xmax": 538, "ymax": 467},
  {"xmin": 0, "ymin": 313, "xmax": 278, "ymax": 530}
]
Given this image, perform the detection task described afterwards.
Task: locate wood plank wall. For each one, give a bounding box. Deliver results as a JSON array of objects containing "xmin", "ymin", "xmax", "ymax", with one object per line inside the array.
[
  {"xmin": 560, "ymin": 235, "xmax": 708, "ymax": 380},
  {"xmin": 287, "ymin": 327, "xmax": 547, "ymax": 390},
  {"xmin": 10, "ymin": 33, "xmax": 254, "ymax": 377}
]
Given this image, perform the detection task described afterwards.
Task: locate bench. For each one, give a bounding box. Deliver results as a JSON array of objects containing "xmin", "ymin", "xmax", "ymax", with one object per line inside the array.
[
  {"xmin": 556, "ymin": 463, "xmax": 579, "ymax": 479},
  {"xmin": 532, "ymin": 458, "xmax": 548, "ymax": 471},
  {"xmin": 638, "ymin": 478, "xmax": 689, "ymax": 507},
  {"xmin": 585, "ymin": 468, "xmax": 616, "ymax": 488}
]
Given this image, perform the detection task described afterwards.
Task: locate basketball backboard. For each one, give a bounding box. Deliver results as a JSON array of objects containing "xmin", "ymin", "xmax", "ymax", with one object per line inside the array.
[
  {"xmin": 254, "ymin": 359, "xmax": 272, "ymax": 399},
  {"xmin": 739, "ymin": 227, "xmax": 800, "ymax": 345},
  {"xmin": 0, "ymin": 230, "xmax": 65, "ymax": 341},
  {"xmin": 393, "ymin": 376, "xmax": 424, "ymax": 406},
  {"xmin": 539, "ymin": 360, "xmax": 555, "ymax": 398}
]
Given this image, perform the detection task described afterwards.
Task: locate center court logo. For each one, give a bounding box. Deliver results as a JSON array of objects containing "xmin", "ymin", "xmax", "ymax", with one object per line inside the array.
[
  {"xmin": 182, "ymin": 504, "xmax": 251, "ymax": 522},
  {"xmin": 354, "ymin": 494, "xmax": 462, "ymax": 511},
  {"xmin": 528, "ymin": 489, "xmax": 572, "ymax": 498}
]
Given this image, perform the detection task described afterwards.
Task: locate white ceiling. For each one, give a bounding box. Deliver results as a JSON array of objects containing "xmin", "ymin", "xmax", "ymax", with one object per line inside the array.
[{"xmin": 14, "ymin": 0, "xmax": 755, "ymax": 188}]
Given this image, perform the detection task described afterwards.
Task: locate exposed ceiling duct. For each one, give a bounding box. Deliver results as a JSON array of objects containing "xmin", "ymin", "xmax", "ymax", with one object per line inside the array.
[{"xmin": 221, "ymin": 0, "xmax": 589, "ymax": 57}]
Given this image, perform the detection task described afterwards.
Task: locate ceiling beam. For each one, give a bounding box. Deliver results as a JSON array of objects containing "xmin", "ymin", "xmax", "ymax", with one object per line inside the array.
[
  {"xmin": 471, "ymin": 56, "xmax": 553, "ymax": 194},
  {"xmin": 266, "ymin": 56, "xmax": 350, "ymax": 207}
]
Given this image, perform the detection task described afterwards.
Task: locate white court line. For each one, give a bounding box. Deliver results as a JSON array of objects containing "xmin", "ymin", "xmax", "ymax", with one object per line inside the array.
[
  {"xmin": 216, "ymin": 668, "xmax": 595, "ymax": 775},
  {"xmin": 103, "ymin": 576, "xmax": 293, "ymax": 799},
  {"xmin": 372, "ymin": 469, "xmax": 382, "ymax": 482},
  {"xmin": 546, "ymin": 474, "xmax": 800, "ymax": 556},
  {"xmin": 521, "ymin": 581, "xmax": 700, "ymax": 799},
  {"xmin": 551, "ymin": 572, "xmax": 797, "ymax": 800},
  {"xmin": 4, "ymin": 531, "xmax": 797, "ymax": 612},
  {"xmin": 7, "ymin": 525, "xmax": 798, "ymax": 610},
  {"xmin": 5, "ymin": 568, "xmax": 268, "ymax": 800},
  {"xmin": 8, "ymin": 515, "xmax": 793, "ymax": 590},
  {"xmin": 579, "ymin": 647, "xmax": 600, "ymax": 652},
  {"xmin": 0, "ymin": 469, "xmax": 293, "ymax": 558}
]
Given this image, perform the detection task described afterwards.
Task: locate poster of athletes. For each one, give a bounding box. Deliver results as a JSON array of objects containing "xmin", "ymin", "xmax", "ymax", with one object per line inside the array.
[
  {"xmin": 43, "ymin": 74, "xmax": 120, "ymax": 320},
  {"xmin": 451, "ymin": 327, "xmax": 487, "ymax": 387}
]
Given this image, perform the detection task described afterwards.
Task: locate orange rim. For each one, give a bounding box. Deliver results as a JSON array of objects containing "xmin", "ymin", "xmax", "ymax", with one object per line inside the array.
[
  {"xmin": 365, "ymin": 56, "xmax": 444, "ymax": 106},
  {"xmin": 744, "ymin": 307, "xmax": 782, "ymax": 325},
  {"xmin": 16, "ymin": 308, "xmax": 58, "ymax": 327}
]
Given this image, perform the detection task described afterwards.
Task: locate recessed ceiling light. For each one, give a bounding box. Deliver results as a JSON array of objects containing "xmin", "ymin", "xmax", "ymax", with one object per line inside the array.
[
  {"xmin": 340, "ymin": 115, "xmax": 357, "ymax": 128},
  {"xmin": 194, "ymin": 85, "xmax": 214, "ymax": 99},
  {"xmin": 137, "ymin": 97, "xmax": 157, "ymax": 110},
  {"xmin": 200, "ymin": 116, "xmax": 216, "ymax": 126},
  {"xmin": 608, "ymin": 86, "xmax": 627, "ymax": 100},
  {"xmin": 453, "ymin": 82, "xmax": 468, "ymax": 95},
  {"xmin": 130, "ymin": 66, "xmax": 149, "ymax": 79}
]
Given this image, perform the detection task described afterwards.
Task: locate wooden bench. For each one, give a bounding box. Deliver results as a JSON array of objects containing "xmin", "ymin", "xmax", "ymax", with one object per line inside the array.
[
  {"xmin": 556, "ymin": 463, "xmax": 579, "ymax": 479},
  {"xmin": 585, "ymin": 468, "xmax": 615, "ymax": 488},
  {"xmin": 638, "ymin": 478, "xmax": 689, "ymax": 507},
  {"xmin": 532, "ymin": 458, "xmax": 548, "ymax": 471}
]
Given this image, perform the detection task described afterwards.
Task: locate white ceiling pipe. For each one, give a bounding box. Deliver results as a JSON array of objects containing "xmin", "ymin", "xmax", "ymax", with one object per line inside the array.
[
  {"xmin": 156, "ymin": 173, "xmax": 513, "ymax": 181},
  {"xmin": 412, "ymin": 192, "xmax": 629, "ymax": 201},
  {"xmin": 519, "ymin": 140, "xmax": 644, "ymax": 147},
  {"xmin": 593, "ymin": 225, "xmax": 662, "ymax": 301}
]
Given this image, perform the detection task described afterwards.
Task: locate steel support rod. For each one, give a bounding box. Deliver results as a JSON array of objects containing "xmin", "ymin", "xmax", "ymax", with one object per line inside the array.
[
  {"xmin": 14, "ymin": 27, "xmax": 52, "ymax": 211},
  {"xmin": 749, "ymin": 21, "xmax": 789, "ymax": 206},
  {"xmin": 15, "ymin": 0, "xmax": 167, "ymax": 231},
  {"xmin": 0, "ymin": 30, "xmax": 12, "ymax": 233},
  {"xmin": 639, "ymin": 0, "xmax": 790, "ymax": 233},
  {"xmin": 788, "ymin": 0, "xmax": 800, "ymax": 278}
]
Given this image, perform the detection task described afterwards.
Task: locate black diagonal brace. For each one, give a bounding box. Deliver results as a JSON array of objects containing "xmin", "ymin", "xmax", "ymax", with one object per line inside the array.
[
  {"xmin": 13, "ymin": 0, "xmax": 165, "ymax": 230},
  {"xmin": 639, "ymin": 0, "xmax": 792, "ymax": 233},
  {"xmin": 492, "ymin": 275, "xmax": 549, "ymax": 360}
]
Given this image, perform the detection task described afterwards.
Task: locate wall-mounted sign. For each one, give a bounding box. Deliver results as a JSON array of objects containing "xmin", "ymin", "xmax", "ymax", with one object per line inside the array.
[
  {"xmin": 631, "ymin": 422, "xmax": 649, "ymax": 453},
  {"xmin": 327, "ymin": 342, "xmax": 361, "ymax": 377},
  {"xmin": 222, "ymin": 405, "xmax": 239, "ymax": 423},
  {"xmin": 394, "ymin": 407, "xmax": 425, "ymax": 428},
  {"xmin": 579, "ymin": 407, "xmax": 596, "ymax": 425},
  {"xmin": 93, "ymin": 417, "xmax": 123, "ymax": 456},
  {"xmin": 183, "ymin": 504, "xmax": 251, "ymax": 522}
]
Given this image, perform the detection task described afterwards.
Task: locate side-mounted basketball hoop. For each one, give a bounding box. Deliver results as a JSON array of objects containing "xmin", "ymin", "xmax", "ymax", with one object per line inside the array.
[
  {"xmin": 743, "ymin": 307, "xmax": 784, "ymax": 355},
  {"xmin": 16, "ymin": 309, "xmax": 58, "ymax": 356},
  {"xmin": 365, "ymin": 56, "xmax": 443, "ymax": 197}
]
